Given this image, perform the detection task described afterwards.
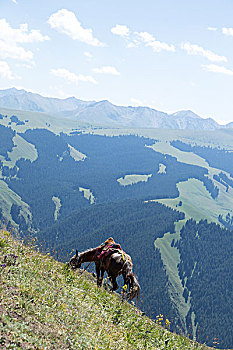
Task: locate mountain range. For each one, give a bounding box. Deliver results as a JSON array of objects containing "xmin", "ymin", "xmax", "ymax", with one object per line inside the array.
[{"xmin": 0, "ymin": 87, "xmax": 229, "ymax": 130}]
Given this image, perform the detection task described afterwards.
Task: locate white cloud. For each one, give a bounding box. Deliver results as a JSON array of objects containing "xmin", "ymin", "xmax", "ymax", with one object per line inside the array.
[
  {"xmin": 222, "ymin": 27, "xmax": 233, "ymax": 36},
  {"xmin": 12, "ymin": 0, "xmax": 17, "ymax": 3},
  {"xmin": 208, "ymin": 27, "xmax": 217, "ymax": 31},
  {"xmin": 111, "ymin": 24, "xmax": 129, "ymax": 37},
  {"xmin": 93, "ymin": 66, "xmax": 120, "ymax": 75},
  {"xmin": 0, "ymin": 19, "xmax": 49, "ymax": 43},
  {"xmin": 110, "ymin": 24, "xmax": 175, "ymax": 53},
  {"xmin": 0, "ymin": 61, "xmax": 16, "ymax": 79},
  {"xmin": 84, "ymin": 51, "xmax": 93, "ymax": 59},
  {"xmin": 202, "ymin": 64, "xmax": 233, "ymax": 76},
  {"xmin": 0, "ymin": 19, "xmax": 49, "ymax": 62},
  {"xmin": 48, "ymin": 9, "xmax": 105, "ymax": 47},
  {"xmin": 181, "ymin": 42, "xmax": 227, "ymax": 62},
  {"xmin": 0, "ymin": 39, "xmax": 33, "ymax": 61},
  {"xmin": 51, "ymin": 68, "xmax": 97, "ymax": 85},
  {"xmin": 136, "ymin": 31, "xmax": 175, "ymax": 52}
]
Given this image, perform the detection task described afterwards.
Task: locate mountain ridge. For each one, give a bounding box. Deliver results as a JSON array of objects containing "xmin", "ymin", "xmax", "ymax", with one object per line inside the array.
[{"xmin": 0, "ymin": 87, "xmax": 229, "ymax": 130}]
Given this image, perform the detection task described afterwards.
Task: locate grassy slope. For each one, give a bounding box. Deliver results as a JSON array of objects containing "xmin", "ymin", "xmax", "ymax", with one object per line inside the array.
[
  {"xmin": 0, "ymin": 133, "xmax": 35, "ymax": 226},
  {"xmin": 0, "ymin": 107, "xmax": 81, "ymax": 134},
  {"xmin": 0, "ymin": 229, "xmax": 213, "ymax": 350},
  {"xmin": 0, "ymin": 134, "xmax": 38, "ymax": 169},
  {"xmin": 0, "ymin": 180, "xmax": 32, "ymax": 225},
  {"xmin": 117, "ymin": 174, "xmax": 152, "ymax": 186}
]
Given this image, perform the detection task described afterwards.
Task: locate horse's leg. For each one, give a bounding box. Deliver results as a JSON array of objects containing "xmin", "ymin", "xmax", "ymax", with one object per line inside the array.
[
  {"xmin": 96, "ymin": 263, "xmax": 102, "ymax": 287},
  {"xmin": 109, "ymin": 274, "xmax": 119, "ymax": 291},
  {"xmin": 96, "ymin": 266, "xmax": 100, "ymax": 286},
  {"xmin": 98, "ymin": 267, "xmax": 105, "ymax": 287},
  {"xmin": 96, "ymin": 264, "xmax": 105, "ymax": 287}
]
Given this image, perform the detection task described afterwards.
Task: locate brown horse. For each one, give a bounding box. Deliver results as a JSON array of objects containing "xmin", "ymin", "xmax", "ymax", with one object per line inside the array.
[{"xmin": 69, "ymin": 245, "xmax": 140, "ymax": 300}]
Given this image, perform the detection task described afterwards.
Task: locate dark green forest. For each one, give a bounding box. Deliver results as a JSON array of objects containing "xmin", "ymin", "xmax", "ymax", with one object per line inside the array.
[
  {"xmin": 176, "ymin": 219, "xmax": 233, "ymax": 349},
  {"xmin": 0, "ymin": 124, "xmax": 15, "ymax": 159}
]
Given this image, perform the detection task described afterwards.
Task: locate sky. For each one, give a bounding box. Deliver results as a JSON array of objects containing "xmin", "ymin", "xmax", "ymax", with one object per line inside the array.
[{"xmin": 1, "ymin": 0, "xmax": 233, "ymax": 124}]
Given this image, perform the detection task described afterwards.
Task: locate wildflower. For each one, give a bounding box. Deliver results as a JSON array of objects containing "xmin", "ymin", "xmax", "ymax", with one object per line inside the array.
[{"xmin": 123, "ymin": 284, "xmax": 127, "ymax": 292}]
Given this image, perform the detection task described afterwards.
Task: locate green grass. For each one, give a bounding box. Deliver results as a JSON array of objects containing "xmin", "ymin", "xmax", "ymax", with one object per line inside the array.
[
  {"xmin": 0, "ymin": 180, "xmax": 32, "ymax": 225},
  {"xmin": 117, "ymin": 174, "xmax": 152, "ymax": 186},
  {"xmin": 0, "ymin": 229, "xmax": 213, "ymax": 350},
  {"xmin": 68, "ymin": 144, "xmax": 87, "ymax": 162},
  {"xmin": 91, "ymin": 127, "xmax": 233, "ymax": 149},
  {"xmin": 0, "ymin": 107, "xmax": 83, "ymax": 134},
  {"xmin": 0, "ymin": 134, "xmax": 38, "ymax": 169},
  {"xmin": 147, "ymin": 141, "xmax": 209, "ymax": 169},
  {"xmin": 158, "ymin": 163, "xmax": 166, "ymax": 174},
  {"xmin": 155, "ymin": 220, "xmax": 193, "ymax": 334},
  {"xmin": 52, "ymin": 196, "xmax": 61, "ymax": 221},
  {"xmin": 79, "ymin": 187, "xmax": 95, "ymax": 204}
]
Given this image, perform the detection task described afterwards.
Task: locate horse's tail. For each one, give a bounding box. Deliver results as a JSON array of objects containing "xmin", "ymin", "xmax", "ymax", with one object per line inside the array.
[
  {"xmin": 127, "ymin": 272, "xmax": 140, "ymax": 300},
  {"xmin": 121, "ymin": 257, "xmax": 140, "ymax": 300}
]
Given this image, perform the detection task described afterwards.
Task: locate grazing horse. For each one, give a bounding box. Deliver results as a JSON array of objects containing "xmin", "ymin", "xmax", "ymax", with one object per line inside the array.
[{"xmin": 69, "ymin": 241, "xmax": 140, "ymax": 300}]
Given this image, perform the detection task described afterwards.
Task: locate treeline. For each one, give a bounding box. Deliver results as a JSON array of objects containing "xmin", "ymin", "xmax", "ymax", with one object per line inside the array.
[
  {"xmin": 214, "ymin": 172, "xmax": 233, "ymax": 193},
  {"xmin": 202, "ymin": 176, "xmax": 219, "ymax": 199},
  {"xmin": 172, "ymin": 140, "xmax": 233, "ymax": 176},
  {"xmin": 9, "ymin": 115, "xmax": 25, "ymax": 126},
  {"xmin": 218, "ymin": 213, "xmax": 233, "ymax": 230},
  {"xmin": 176, "ymin": 219, "xmax": 233, "ymax": 348},
  {"xmin": 39, "ymin": 198, "xmax": 184, "ymax": 329},
  {"xmin": 0, "ymin": 124, "xmax": 15, "ymax": 158}
]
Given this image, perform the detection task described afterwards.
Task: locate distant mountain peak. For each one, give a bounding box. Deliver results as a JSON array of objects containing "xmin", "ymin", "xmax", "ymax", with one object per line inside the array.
[
  {"xmin": 0, "ymin": 87, "xmax": 228, "ymax": 130},
  {"xmin": 170, "ymin": 110, "xmax": 201, "ymax": 119}
]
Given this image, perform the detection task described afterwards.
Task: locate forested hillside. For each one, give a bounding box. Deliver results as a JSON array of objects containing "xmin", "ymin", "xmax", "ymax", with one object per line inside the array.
[
  {"xmin": 40, "ymin": 199, "xmax": 184, "ymax": 327},
  {"xmin": 176, "ymin": 220, "xmax": 233, "ymax": 348},
  {"xmin": 3, "ymin": 128, "xmax": 207, "ymax": 231}
]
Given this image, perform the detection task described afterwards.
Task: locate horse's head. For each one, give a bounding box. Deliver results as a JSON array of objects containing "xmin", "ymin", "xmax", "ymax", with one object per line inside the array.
[{"xmin": 69, "ymin": 249, "xmax": 82, "ymax": 269}]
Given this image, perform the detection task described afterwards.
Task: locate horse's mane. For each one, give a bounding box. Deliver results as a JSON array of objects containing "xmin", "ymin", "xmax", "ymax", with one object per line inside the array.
[{"xmin": 79, "ymin": 246, "xmax": 99, "ymax": 256}]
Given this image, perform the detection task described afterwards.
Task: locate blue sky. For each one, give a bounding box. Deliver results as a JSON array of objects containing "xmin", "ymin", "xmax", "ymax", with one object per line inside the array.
[{"xmin": 1, "ymin": 0, "xmax": 233, "ymax": 124}]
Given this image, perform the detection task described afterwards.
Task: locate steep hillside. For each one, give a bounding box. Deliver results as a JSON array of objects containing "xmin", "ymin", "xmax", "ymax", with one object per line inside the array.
[{"xmin": 0, "ymin": 229, "xmax": 211, "ymax": 350}]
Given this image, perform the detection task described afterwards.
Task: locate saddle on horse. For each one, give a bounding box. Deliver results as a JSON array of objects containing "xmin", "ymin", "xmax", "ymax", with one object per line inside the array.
[{"xmin": 95, "ymin": 237, "xmax": 124, "ymax": 265}]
